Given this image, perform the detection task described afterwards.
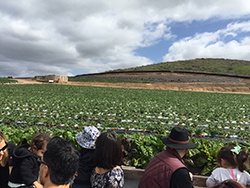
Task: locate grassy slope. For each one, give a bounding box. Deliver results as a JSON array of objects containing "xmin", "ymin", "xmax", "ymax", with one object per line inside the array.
[{"xmin": 109, "ymin": 58, "xmax": 250, "ymax": 76}]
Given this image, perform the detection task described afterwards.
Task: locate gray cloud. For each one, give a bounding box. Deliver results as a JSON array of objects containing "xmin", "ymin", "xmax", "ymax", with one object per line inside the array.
[{"xmin": 0, "ymin": 0, "xmax": 250, "ymax": 77}]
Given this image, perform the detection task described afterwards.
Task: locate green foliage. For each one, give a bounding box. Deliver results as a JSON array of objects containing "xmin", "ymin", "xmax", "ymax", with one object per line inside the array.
[
  {"xmin": 187, "ymin": 139, "xmax": 224, "ymax": 175},
  {"xmin": 119, "ymin": 133, "xmax": 165, "ymax": 168},
  {"xmin": 0, "ymin": 77, "xmax": 18, "ymax": 83},
  {"xmin": 0, "ymin": 84, "xmax": 250, "ymax": 175},
  {"xmin": 233, "ymin": 66, "xmax": 250, "ymax": 75}
]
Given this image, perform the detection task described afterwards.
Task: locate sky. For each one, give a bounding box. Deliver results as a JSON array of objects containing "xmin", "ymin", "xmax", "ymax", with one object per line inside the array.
[{"xmin": 0, "ymin": 0, "xmax": 250, "ymax": 77}]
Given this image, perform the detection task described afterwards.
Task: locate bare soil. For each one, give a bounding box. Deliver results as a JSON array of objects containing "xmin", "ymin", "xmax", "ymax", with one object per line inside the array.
[{"xmin": 15, "ymin": 77, "xmax": 250, "ymax": 94}]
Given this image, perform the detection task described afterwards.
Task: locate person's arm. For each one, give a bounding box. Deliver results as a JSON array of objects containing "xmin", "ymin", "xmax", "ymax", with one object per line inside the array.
[
  {"xmin": 33, "ymin": 181, "xmax": 43, "ymax": 188},
  {"xmin": 206, "ymin": 175, "xmax": 218, "ymax": 187},
  {"xmin": 19, "ymin": 157, "xmax": 39, "ymax": 186},
  {"xmin": 206, "ymin": 168, "xmax": 220, "ymax": 188},
  {"xmin": 170, "ymin": 168, "xmax": 194, "ymax": 188}
]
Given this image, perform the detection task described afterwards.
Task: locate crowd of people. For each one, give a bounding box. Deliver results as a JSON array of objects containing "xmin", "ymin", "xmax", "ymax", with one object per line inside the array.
[{"xmin": 0, "ymin": 125, "xmax": 250, "ymax": 188}]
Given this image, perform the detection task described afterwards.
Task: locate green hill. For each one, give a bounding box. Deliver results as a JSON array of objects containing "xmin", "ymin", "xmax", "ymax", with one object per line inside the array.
[{"xmin": 109, "ymin": 58, "xmax": 250, "ymax": 76}]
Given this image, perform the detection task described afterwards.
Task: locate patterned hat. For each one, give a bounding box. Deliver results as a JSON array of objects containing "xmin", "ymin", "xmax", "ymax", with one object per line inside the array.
[{"xmin": 75, "ymin": 126, "xmax": 100, "ymax": 149}]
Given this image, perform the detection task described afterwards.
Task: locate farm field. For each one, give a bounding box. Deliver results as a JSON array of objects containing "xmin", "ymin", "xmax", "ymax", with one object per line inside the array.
[{"xmin": 0, "ymin": 83, "xmax": 250, "ymax": 175}]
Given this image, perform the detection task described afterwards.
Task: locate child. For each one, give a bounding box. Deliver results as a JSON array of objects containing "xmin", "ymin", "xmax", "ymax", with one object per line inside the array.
[
  {"xmin": 72, "ymin": 126, "xmax": 100, "ymax": 188},
  {"xmin": 206, "ymin": 145, "xmax": 250, "ymax": 187},
  {"xmin": 8, "ymin": 133, "xmax": 50, "ymax": 188},
  {"xmin": 90, "ymin": 132, "xmax": 124, "ymax": 188}
]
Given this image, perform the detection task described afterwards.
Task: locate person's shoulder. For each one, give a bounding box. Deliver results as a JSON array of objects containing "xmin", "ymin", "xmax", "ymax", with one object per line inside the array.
[
  {"xmin": 110, "ymin": 166, "xmax": 124, "ymax": 175},
  {"xmin": 13, "ymin": 144, "xmax": 33, "ymax": 158},
  {"xmin": 240, "ymin": 169, "xmax": 250, "ymax": 177},
  {"xmin": 212, "ymin": 167, "xmax": 228, "ymax": 173},
  {"xmin": 114, "ymin": 166, "xmax": 123, "ymax": 171},
  {"xmin": 244, "ymin": 170, "xmax": 250, "ymax": 175},
  {"xmin": 173, "ymin": 167, "xmax": 190, "ymax": 176}
]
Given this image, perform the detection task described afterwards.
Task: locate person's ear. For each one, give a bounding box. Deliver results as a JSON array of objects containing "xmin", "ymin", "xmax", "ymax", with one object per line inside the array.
[
  {"xmin": 32, "ymin": 145, "xmax": 37, "ymax": 152},
  {"xmin": 220, "ymin": 158, "xmax": 226, "ymax": 167},
  {"xmin": 44, "ymin": 165, "xmax": 49, "ymax": 178}
]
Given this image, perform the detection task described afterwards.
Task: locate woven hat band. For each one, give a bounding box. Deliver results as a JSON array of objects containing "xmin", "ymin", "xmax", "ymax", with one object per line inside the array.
[{"xmin": 169, "ymin": 137, "xmax": 190, "ymax": 145}]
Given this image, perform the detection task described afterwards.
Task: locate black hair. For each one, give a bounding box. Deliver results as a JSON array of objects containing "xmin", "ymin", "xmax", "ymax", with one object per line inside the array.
[
  {"xmin": 43, "ymin": 136, "xmax": 80, "ymax": 185},
  {"xmin": 237, "ymin": 149, "xmax": 249, "ymax": 172},
  {"xmin": 95, "ymin": 132, "xmax": 122, "ymax": 170}
]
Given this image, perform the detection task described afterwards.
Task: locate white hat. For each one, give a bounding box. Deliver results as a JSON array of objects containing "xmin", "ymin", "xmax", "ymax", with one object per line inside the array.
[{"xmin": 75, "ymin": 126, "xmax": 100, "ymax": 149}]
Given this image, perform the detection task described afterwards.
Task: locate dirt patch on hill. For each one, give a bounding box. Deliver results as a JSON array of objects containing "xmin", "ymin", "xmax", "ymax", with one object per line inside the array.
[{"xmin": 15, "ymin": 77, "xmax": 250, "ymax": 94}]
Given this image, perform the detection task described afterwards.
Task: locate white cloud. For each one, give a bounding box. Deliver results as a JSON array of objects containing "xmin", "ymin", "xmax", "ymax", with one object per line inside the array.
[
  {"xmin": 0, "ymin": 0, "xmax": 250, "ymax": 77},
  {"xmin": 163, "ymin": 21, "xmax": 250, "ymax": 61}
]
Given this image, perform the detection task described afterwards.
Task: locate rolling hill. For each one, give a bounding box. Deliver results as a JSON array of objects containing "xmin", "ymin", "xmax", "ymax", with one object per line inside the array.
[{"xmin": 106, "ymin": 58, "xmax": 250, "ymax": 76}]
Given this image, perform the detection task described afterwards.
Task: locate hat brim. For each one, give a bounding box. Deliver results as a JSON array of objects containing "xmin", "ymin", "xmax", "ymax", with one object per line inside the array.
[
  {"xmin": 75, "ymin": 133, "xmax": 96, "ymax": 149},
  {"xmin": 162, "ymin": 137, "xmax": 197, "ymax": 150}
]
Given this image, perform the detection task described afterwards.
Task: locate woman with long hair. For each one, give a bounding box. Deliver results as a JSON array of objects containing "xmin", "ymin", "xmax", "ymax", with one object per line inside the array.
[
  {"xmin": 90, "ymin": 132, "xmax": 124, "ymax": 188},
  {"xmin": 0, "ymin": 131, "xmax": 9, "ymax": 188}
]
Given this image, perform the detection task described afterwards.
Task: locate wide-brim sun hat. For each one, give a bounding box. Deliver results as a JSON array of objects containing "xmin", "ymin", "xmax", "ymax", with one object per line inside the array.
[
  {"xmin": 162, "ymin": 126, "xmax": 197, "ymax": 150},
  {"xmin": 76, "ymin": 126, "xmax": 100, "ymax": 149}
]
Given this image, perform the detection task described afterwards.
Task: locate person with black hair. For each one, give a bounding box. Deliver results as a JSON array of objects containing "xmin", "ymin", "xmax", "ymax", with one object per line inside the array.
[
  {"xmin": 38, "ymin": 136, "xmax": 80, "ymax": 188},
  {"xmin": 206, "ymin": 145, "xmax": 250, "ymax": 187},
  {"xmin": 90, "ymin": 132, "xmax": 124, "ymax": 188}
]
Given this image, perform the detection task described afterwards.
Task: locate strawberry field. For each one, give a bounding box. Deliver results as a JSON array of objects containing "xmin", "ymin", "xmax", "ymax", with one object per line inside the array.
[{"xmin": 0, "ymin": 84, "xmax": 250, "ymax": 175}]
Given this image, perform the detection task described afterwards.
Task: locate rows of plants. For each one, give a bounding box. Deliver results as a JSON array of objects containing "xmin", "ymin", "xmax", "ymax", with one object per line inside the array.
[
  {"xmin": 0, "ymin": 77, "xmax": 18, "ymax": 84},
  {"xmin": 0, "ymin": 84, "xmax": 250, "ymax": 175}
]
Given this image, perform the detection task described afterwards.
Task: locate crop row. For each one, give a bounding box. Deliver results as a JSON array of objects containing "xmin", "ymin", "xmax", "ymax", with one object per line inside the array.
[{"xmin": 0, "ymin": 84, "xmax": 250, "ymax": 175}]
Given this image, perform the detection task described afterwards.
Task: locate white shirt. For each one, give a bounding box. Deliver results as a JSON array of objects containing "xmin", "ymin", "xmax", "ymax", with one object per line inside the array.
[{"xmin": 206, "ymin": 167, "xmax": 250, "ymax": 187}]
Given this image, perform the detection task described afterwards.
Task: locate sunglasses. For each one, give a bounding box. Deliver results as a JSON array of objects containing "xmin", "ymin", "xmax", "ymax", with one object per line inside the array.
[{"xmin": 0, "ymin": 143, "xmax": 8, "ymax": 152}]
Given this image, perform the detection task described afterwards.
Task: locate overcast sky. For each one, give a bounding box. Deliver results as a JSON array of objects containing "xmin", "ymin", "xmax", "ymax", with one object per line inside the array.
[{"xmin": 1, "ymin": 0, "xmax": 250, "ymax": 77}]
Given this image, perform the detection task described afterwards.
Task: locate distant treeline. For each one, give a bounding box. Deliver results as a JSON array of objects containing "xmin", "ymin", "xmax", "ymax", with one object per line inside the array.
[{"xmin": 0, "ymin": 77, "xmax": 18, "ymax": 83}]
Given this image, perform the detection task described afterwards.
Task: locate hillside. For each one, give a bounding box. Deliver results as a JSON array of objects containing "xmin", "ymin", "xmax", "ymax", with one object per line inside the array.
[
  {"xmin": 9, "ymin": 58, "xmax": 250, "ymax": 94},
  {"xmin": 107, "ymin": 58, "xmax": 250, "ymax": 76},
  {"xmin": 72, "ymin": 58, "xmax": 250, "ymax": 84}
]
